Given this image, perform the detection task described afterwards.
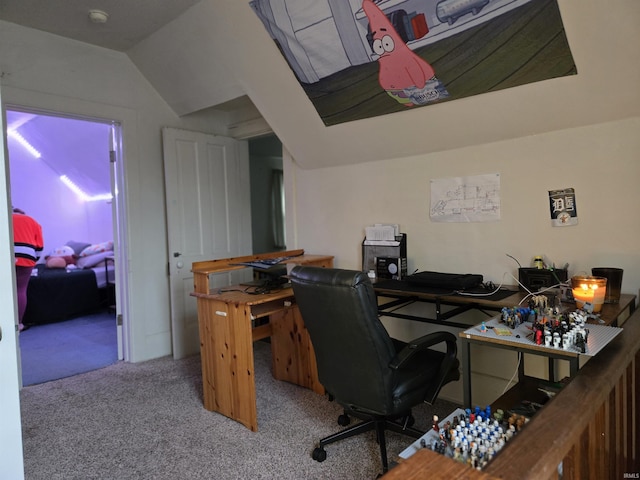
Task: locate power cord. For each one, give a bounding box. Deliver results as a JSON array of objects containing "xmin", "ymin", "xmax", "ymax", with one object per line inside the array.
[
  {"xmin": 502, "ymin": 352, "xmax": 522, "ymax": 395},
  {"xmin": 454, "ymin": 271, "xmax": 517, "ymax": 298}
]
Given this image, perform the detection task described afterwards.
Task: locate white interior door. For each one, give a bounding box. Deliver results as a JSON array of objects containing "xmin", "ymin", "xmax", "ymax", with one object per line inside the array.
[{"xmin": 162, "ymin": 128, "xmax": 252, "ymax": 359}]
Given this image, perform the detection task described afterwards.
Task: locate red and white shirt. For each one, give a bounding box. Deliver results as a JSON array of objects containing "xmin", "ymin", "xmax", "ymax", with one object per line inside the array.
[{"xmin": 13, "ymin": 213, "xmax": 44, "ymax": 267}]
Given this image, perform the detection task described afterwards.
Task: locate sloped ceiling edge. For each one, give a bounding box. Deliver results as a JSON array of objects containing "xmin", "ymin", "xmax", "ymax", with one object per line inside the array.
[{"xmin": 129, "ymin": 0, "xmax": 640, "ymax": 170}]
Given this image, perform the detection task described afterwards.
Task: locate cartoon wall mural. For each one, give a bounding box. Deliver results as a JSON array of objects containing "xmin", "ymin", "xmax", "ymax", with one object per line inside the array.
[
  {"xmin": 249, "ymin": 0, "xmax": 576, "ymax": 126},
  {"xmin": 362, "ymin": 0, "xmax": 448, "ymax": 106}
]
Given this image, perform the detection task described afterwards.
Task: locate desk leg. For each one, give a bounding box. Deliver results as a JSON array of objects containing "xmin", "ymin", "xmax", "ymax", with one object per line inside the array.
[
  {"xmin": 569, "ymin": 357, "xmax": 579, "ymax": 377},
  {"xmin": 198, "ymin": 298, "xmax": 258, "ymax": 432},
  {"xmin": 461, "ymin": 339, "xmax": 471, "ymax": 408},
  {"xmin": 271, "ymin": 305, "xmax": 323, "ymax": 395}
]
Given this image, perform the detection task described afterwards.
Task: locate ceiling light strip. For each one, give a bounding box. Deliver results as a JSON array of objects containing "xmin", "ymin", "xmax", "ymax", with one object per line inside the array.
[
  {"xmin": 7, "ymin": 130, "xmax": 42, "ymax": 158},
  {"xmin": 60, "ymin": 175, "xmax": 112, "ymax": 202}
]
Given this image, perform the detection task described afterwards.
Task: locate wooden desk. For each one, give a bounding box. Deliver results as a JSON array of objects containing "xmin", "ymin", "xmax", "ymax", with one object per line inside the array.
[{"xmin": 191, "ymin": 250, "xmax": 333, "ymax": 431}]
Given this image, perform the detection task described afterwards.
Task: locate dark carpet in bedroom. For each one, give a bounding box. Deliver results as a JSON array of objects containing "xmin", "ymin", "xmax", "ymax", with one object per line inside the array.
[{"xmin": 19, "ymin": 309, "xmax": 119, "ymax": 386}]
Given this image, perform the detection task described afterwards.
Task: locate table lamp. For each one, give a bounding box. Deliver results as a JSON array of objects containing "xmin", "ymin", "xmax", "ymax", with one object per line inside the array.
[{"xmin": 571, "ymin": 275, "xmax": 607, "ymax": 313}]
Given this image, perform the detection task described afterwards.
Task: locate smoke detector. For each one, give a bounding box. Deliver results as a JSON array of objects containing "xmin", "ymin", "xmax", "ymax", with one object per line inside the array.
[{"xmin": 88, "ymin": 10, "xmax": 109, "ymax": 24}]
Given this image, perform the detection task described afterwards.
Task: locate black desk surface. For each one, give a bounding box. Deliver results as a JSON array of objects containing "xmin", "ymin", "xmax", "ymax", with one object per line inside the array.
[
  {"xmin": 374, "ymin": 279, "xmax": 636, "ymax": 326},
  {"xmin": 373, "ymin": 278, "xmax": 517, "ymax": 303}
]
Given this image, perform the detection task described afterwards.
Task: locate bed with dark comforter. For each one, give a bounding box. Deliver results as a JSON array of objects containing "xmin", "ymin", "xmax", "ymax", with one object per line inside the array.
[{"xmin": 23, "ymin": 264, "xmax": 102, "ymax": 325}]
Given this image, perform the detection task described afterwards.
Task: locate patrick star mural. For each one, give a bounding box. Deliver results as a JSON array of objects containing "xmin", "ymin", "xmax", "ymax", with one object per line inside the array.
[
  {"xmin": 250, "ymin": 0, "xmax": 576, "ymax": 126},
  {"xmin": 362, "ymin": 0, "xmax": 449, "ymax": 107}
]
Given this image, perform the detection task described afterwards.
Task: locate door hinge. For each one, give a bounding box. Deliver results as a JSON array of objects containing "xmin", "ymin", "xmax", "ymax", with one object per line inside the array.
[{"xmin": 117, "ymin": 314, "xmax": 123, "ymax": 326}]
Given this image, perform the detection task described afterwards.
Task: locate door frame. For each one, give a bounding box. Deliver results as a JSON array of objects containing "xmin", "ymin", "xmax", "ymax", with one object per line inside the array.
[
  {"xmin": 4, "ymin": 104, "xmax": 130, "ymax": 362},
  {"xmin": 0, "ymin": 84, "xmax": 25, "ymax": 480}
]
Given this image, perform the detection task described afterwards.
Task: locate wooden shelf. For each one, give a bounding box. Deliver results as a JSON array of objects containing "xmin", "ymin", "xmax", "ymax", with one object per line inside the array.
[{"xmin": 250, "ymin": 299, "xmax": 295, "ymax": 320}]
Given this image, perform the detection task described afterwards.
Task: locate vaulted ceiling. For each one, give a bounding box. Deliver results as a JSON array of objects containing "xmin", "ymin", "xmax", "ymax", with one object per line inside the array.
[{"xmin": 2, "ymin": 1, "xmax": 639, "ymax": 170}]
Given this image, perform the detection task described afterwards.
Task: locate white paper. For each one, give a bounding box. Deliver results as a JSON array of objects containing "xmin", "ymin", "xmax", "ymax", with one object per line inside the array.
[
  {"xmin": 430, "ymin": 173, "xmax": 501, "ymax": 223},
  {"xmin": 365, "ymin": 224, "xmax": 397, "ymax": 241}
]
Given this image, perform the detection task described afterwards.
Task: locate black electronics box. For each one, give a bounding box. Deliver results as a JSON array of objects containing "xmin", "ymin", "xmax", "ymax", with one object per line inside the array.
[
  {"xmin": 376, "ymin": 257, "xmax": 408, "ymax": 280},
  {"xmin": 362, "ymin": 233, "xmax": 407, "ymax": 273},
  {"xmin": 518, "ymin": 268, "xmax": 568, "ymax": 292},
  {"xmin": 406, "ymin": 271, "xmax": 483, "ymax": 290}
]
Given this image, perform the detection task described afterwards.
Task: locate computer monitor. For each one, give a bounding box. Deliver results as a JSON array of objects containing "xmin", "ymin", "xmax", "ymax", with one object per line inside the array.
[{"xmin": 240, "ymin": 265, "xmax": 288, "ymax": 289}]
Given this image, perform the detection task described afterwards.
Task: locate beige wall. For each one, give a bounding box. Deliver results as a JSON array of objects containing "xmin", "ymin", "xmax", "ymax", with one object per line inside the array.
[
  {"xmin": 286, "ymin": 116, "xmax": 640, "ymax": 404},
  {"xmin": 289, "ymin": 117, "xmax": 640, "ymax": 291}
]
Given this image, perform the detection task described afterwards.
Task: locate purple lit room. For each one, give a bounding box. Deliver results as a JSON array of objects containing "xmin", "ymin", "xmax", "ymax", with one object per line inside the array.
[{"xmin": 6, "ymin": 110, "xmax": 118, "ymax": 385}]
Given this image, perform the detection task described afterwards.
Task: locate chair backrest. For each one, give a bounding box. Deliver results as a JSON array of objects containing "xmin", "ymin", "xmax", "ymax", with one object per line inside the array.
[{"xmin": 290, "ymin": 266, "xmax": 399, "ymax": 414}]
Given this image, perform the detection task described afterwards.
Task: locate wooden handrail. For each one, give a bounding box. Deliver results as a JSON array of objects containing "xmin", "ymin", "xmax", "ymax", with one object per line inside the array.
[{"xmin": 384, "ymin": 308, "xmax": 640, "ymax": 479}]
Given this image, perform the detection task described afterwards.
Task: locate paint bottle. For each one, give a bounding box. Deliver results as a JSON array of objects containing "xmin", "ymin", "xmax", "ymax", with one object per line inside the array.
[{"xmin": 533, "ymin": 256, "xmax": 544, "ymax": 269}]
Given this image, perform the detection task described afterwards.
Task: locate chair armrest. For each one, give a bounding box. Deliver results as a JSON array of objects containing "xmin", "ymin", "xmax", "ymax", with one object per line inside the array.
[
  {"xmin": 389, "ymin": 331, "xmax": 459, "ymax": 405},
  {"xmin": 389, "ymin": 331, "xmax": 457, "ymax": 370}
]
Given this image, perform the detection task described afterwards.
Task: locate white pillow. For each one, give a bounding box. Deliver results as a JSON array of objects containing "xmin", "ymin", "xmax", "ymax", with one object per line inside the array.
[
  {"xmin": 79, "ymin": 241, "xmax": 114, "ymax": 257},
  {"xmin": 76, "ymin": 251, "xmax": 113, "ymax": 269}
]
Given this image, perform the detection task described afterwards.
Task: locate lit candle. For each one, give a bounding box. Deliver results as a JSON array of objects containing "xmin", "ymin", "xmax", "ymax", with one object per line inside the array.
[{"xmin": 571, "ymin": 276, "xmax": 607, "ymax": 313}]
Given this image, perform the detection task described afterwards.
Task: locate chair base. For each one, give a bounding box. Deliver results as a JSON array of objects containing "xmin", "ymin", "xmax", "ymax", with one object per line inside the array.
[{"xmin": 312, "ymin": 412, "xmax": 424, "ymax": 473}]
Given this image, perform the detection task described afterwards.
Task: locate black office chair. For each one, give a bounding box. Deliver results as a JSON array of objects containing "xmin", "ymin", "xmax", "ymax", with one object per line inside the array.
[{"xmin": 290, "ymin": 266, "xmax": 460, "ymax": 473}]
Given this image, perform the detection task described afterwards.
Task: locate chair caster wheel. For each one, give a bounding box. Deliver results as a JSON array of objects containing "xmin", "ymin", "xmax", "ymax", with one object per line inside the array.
[
  {"xmin": 337, "ymin": 414, "xmax": 350, "ymax": 426},
  {"xmin": 312, "ymin": 447, "xmax": 327, "ymax": 462}
]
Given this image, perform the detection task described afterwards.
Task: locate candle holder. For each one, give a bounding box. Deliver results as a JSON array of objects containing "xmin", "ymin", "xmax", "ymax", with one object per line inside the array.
[{"xmin": 571, "ymin": 275, "xmax": 607, "ymax": 313}]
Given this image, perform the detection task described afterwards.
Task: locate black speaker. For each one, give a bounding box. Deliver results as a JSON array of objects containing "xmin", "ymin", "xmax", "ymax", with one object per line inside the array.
[{"xmin": 376, "ymin": 257, "xmax": 407, "ymax": 280}]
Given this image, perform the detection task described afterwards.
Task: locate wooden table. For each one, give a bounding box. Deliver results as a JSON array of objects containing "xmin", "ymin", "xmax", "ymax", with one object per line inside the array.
[{"xmin": 191, "ymin": 250, "xmax": 333, "ymax": 431}]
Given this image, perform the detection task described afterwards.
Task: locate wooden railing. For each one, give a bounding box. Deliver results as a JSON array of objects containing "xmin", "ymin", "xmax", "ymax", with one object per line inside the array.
[{"xmin": 384, "ymin": 308, "xmax": 640, "ymax": 480}]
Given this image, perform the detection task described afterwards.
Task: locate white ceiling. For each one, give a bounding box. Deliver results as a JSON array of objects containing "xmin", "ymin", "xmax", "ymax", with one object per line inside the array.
[
  {"xmin": 0, "ymin": 0, "xmax": 204, "ymax": 52},
  {"xmin": 6, "ymin": 110, "xmax": 112, "ymax": 197}
]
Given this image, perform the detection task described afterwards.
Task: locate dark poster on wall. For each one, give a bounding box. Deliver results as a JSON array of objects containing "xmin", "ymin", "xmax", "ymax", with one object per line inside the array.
[
  {"xmin": 250, "ymin": 0, "xmax": 576, "ymax": 126},
  {"xmin": 549, "ymin": 187, "xmax": 578, "ymax": 227}
]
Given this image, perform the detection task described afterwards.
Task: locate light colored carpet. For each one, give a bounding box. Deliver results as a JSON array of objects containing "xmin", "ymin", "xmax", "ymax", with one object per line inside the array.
[{"xmin": 20, "ymin": 341, "xmax": 460, "ymax": 480}]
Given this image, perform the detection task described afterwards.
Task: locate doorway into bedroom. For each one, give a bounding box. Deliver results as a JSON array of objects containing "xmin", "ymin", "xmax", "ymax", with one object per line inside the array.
[{"xmin": 6, "ymin": 108, "xmax": 123, "ymax": 386}]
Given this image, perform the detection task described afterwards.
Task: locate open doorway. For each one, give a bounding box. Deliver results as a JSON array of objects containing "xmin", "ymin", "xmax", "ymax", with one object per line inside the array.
[
  {"xmin": 5, "ymin": 108, "xmax": 125, "ymax": 385},
  {"xmin": 248, "ymin": 134, "xmax": 285, "ymax": 254}
]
